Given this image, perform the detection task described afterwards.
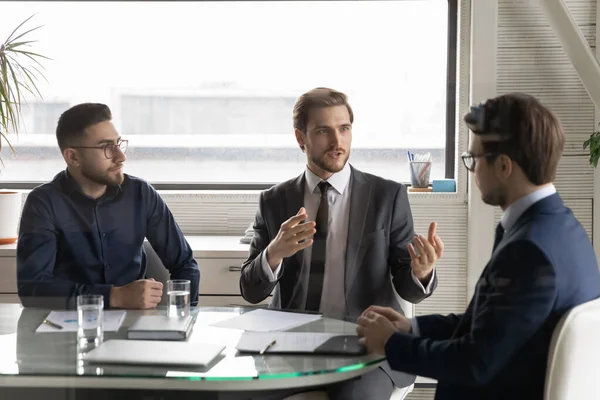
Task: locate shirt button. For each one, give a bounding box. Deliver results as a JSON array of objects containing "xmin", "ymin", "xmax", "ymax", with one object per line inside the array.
[{"xmin": 102, "ymin": 233, "xmax": 106, "ymax": 238}]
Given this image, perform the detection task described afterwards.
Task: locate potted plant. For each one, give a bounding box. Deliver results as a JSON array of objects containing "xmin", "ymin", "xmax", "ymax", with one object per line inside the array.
[
  {"xmin": 584, "ymin": 127, "xmax": 600, "ymax": 168},
  {"xmin": 0, "ymin": 14, "xmax": 48, "ymax": 244}
]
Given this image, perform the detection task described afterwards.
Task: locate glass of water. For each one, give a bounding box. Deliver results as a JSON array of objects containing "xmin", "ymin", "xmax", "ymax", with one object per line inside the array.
[
  {"xmin": 167, "ymin": 279, "xmax": 191, "ymax": 318},
  {"xmin": 77, "ymin": 294, "xmax": 104, "ymax": 349}
]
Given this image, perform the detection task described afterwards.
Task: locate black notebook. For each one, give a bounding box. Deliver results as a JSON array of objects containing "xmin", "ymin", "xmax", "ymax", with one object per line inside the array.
[{"xmin": 235, "ymin": 332, "xmax": 367, "ymax": 355}]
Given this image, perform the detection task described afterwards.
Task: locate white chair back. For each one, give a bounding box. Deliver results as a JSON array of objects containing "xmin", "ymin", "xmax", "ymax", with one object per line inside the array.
[{"xmin": 544, "ymin": 297, "xmax": 600, "ymax": 400}]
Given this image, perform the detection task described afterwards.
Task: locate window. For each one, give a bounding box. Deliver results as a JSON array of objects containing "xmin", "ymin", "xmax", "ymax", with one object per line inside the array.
[{"xmin": 1, "ymin": 1, "xmax": 456, "ymax": 187}]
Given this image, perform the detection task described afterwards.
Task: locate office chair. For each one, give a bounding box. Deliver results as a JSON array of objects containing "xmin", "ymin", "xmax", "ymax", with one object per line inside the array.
[{"xmin": 544, "ymin": 297, "xmax": 600, "ymax": 400}]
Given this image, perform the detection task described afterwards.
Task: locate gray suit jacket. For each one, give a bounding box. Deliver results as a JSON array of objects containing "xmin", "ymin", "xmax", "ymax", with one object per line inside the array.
[
  {"xmin": 240, "ymin": 166, "xmax": 437, "ymax": 317},
  {"xmin": 239, "ymin": 166, "xmax": 438, "ymax": 389}
]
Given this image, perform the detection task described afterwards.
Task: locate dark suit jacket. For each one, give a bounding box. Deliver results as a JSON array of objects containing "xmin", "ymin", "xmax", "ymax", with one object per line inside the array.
[
  {"xmin": 385, "ymin": 193, "xmax": 600, "ymax": 399},
  {"xmin": 239, "ymin": 166, "xmax": 438, "ymax": 388}
]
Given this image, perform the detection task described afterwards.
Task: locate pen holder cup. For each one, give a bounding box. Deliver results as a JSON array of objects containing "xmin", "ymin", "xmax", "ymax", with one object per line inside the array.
[{"xmin": 409, "ymin": 161, "xmax": 432, "ymax": 188}]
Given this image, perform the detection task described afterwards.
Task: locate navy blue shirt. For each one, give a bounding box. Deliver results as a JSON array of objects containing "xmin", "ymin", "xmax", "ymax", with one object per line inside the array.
[{"xmin": 17, "ymin": 170, "xmax": 200, "ymax": 308}]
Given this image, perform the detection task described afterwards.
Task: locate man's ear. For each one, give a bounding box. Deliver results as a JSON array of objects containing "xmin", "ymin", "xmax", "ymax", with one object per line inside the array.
[
  {"xmin": 294, "ymin": 128, "xmax": 306, "ymax": 152},
  {"xmin": 62, "ymin": 148, "xmax": 80, "ymax": 167},
  {"xmin": 497, "ymin": 154, "xmax": 513, "ymax": 179}
]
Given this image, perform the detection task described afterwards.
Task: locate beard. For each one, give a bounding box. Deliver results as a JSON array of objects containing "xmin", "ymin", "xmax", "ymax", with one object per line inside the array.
[
  {"xmin": 309, "ymin": 149, "xmax": 350, "ymax": 174},
  {"xmin": 481, "ymin": 186, "xmax": 507, "ymax": 208},
  {"xmin": 81, "ymin": 164, "xmax": 124, "ymax": 187}
]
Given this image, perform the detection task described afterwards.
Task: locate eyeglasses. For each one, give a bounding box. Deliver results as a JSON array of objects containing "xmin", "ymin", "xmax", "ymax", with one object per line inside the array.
[
  {"xmin": 460, "ymin": 151, "xmax": 498, "ymax": 172},
  {"xmin": 71, "ymin": 140, "xmax": 128, "ymax": 159}
]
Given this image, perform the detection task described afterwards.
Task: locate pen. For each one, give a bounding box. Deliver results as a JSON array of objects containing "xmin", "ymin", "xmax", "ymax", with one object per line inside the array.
[
  {"xmin": 260, "ymin": 339, "xmax": 277, "ymax": 355},
  {"xmin": 279, "ymin": 308, "xmax": 322, "ymax": 316},
  {"xmin": 42, "ymin": 319, "xmax": 63, "ymax": 330}
]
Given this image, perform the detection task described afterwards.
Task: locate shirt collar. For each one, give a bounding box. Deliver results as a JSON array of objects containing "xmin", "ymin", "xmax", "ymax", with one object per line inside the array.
[
  {"xmin": 500, "ymin": 184, "xmax": 557, "ymax": 231},
  {"xmin": 304, "ymin": 162, "xmax": 352, "ymax": 195}
]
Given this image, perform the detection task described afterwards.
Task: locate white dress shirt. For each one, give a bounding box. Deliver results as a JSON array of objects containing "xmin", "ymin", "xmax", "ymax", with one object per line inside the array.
[
  {"xmin": 410, "ymin": 184, "xmax": 557, "ymax": 335},
  {"xmin": 262, "ymin": 163, "xmax": 434, "ymax": 318}
]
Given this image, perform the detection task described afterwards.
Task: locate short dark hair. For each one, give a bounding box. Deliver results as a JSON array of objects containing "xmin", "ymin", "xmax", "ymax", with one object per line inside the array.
[
  {"xmin": 466, "ymin": 93, "xmax": 565, "ymax": 185},
  {"xmin": 293, "ymin": 88, "xmax": 354, "ymax": 133},
  {"xmin": 56, "ymin": 103, "xmax": 112, "ymax": 150}
]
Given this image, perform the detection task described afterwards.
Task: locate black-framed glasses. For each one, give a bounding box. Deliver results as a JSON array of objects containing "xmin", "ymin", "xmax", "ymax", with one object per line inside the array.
[
  {"xmin": 71, "ymin": 140, "xmax": 128, "ymax": 159},
  {"xmin": 460, "ymin": 151, "xmax": 498, "ymax": 172}
]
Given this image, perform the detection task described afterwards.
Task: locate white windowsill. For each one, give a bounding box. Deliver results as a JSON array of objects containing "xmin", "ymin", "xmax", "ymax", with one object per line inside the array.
[
  {"xmin": 7, "ymin": 188, "xmax": 467, "ymax": 204},
  {"xmin": 0, "ymin": 235, "xmax": 249, "ymax": 258}
]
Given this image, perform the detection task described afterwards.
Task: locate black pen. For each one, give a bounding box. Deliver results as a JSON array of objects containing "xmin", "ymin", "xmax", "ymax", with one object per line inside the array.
[
  {"xmin": 278, "ymin": 308, "xmax": 322, "ymax": 316},
  {"xmin": 42, "ymin": 319, "xmax": 63, "ymax": 330}
]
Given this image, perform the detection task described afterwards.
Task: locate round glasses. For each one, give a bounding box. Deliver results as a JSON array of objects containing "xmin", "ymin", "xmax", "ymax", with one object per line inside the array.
[
  {"xmin": 460, "ymin": 151, "xmax": 499, "ymax": 172},
  {"xmin": 71, "ymin": 140, "xmax": 128, "ymax": 159}
]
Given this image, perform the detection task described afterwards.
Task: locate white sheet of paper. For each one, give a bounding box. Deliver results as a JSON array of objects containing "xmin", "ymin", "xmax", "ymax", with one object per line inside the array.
[
  {"xmin": 236, "ymin": 332, "xmax": 338, "ymax": 352},
  {"xmin": 210, "ymin": 309, "xmax": 322, "ymax": 332},
  {"xmin": 35, "ymin": 310, "xmax": 127, "ymax": 333}
]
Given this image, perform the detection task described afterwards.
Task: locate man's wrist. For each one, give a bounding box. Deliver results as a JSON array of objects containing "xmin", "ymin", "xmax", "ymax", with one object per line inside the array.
[
  {"xmin": 109, "ymin": 286, "xmax": 122, "ymax": 308},
  {"xmin": 415, "ymin": 269, "xmax": 433, "ymax": 283},
  {"xmin": 266, "ymin": 246, "xmax": 282, "ymax": 271}
]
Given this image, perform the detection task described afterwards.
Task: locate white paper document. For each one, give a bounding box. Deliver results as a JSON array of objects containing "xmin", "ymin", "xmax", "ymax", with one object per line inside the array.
[
  {"xmin": 210, "ymin": 309, "xmax": 322, "ymax": 332},
  {"xmin": 236, "ymin": 332, "xmax": 338, "ymax": 353},
  {"xmin": 35, "ymin": 310, "xmax": 127, "ymax": 333}
]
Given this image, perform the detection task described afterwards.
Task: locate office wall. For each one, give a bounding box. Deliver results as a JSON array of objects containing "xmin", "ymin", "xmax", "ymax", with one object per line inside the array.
[{"xmin": 492, "ymin": 0, "xmax": 596, "ymax": 240}]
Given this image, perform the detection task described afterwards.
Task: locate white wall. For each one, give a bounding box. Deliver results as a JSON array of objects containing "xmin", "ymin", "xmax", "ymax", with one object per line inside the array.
[{"xmin": 492, "ymin": 0, "xmax": 596, "ymax": 235}]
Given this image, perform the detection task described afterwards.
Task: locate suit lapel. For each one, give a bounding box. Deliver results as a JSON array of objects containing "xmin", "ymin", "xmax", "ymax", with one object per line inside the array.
[
  {"xmin": 344, "ymin": 167, "xmax": 372, "ymax": 293},
  {"xmin": 280, "ymin": 173, "xmax": 306, "ymax": 308},
  {"xmin": 286, "ymin": 173, "xmax": 305, "ymax": 269}
]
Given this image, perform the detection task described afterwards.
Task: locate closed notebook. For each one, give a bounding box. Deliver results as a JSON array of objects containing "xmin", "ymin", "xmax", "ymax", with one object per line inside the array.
[
  {"xmin": 127, "ymin": 315, "xmax": 194, "ymax": 340},
  {"xmin": 84, "ymin": 339, "xmax": 225, "ymax": 367}
]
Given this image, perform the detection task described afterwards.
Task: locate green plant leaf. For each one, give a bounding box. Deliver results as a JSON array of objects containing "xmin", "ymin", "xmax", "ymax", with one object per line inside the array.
[
  {"xmin": 3, "ymin": 13, "xmax": 36, "ymax": 44},
  {"xmin": 0, "ymin": 57, "xmax": 18, "ymax": 134},
  {"xmin": 5, "ymin": 26, "xmax": 43, "ymax": 47},
  {"xmin": 5, "ymin": 40, "xmax": 38, "ymax": 50},
  {"xmin": 587, "ymin": 131, "xmax": 600, "ymax": 168},
  {"xmin": 0, "ymin": 13, "xmax": 48, "ymax": 162},
  {"xmin": 0, "ymin": 129, "xmax": 15, "ymax": 155},
  {"xmin": 9, "ymin": 49, "xmax": 51, "ymax": 61},
  {"xmin": 6, "ymin": 58, "xmax": 22, "ymax": 107}
]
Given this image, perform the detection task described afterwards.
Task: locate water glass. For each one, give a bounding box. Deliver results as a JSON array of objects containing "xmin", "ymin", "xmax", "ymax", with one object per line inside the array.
[
  {"xmin": 167, "ymin": 279, "xmax": 191, "ymax": 317},
  {"xmin": 77, "ymin": 294, "xmax": 104, "ymax": 349}
]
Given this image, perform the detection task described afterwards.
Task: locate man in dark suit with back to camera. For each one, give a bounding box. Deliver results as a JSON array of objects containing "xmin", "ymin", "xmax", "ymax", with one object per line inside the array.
[
  {"xmin": 357, "ymin": 93, "xmax": 600, "ymax": 400},
  {"xmin": 240, "ymin": 87, "xmax": 444, "ymax": 400}
]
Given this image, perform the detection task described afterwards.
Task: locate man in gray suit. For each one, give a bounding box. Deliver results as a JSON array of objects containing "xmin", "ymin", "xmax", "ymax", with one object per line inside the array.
[{"xmin": 239, "ymin": 87, "xmax": 443, "ymax": 400}]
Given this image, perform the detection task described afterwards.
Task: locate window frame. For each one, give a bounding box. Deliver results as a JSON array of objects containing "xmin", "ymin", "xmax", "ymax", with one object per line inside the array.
[{"xmin": 1, "ymin": 0, "xmax": 458, "ymax": 191}]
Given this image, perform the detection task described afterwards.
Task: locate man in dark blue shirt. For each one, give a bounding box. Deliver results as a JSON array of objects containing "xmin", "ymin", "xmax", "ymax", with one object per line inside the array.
[{"xmin": 17, "ymin": 103, "xmax": 200, "ymax": 309}]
